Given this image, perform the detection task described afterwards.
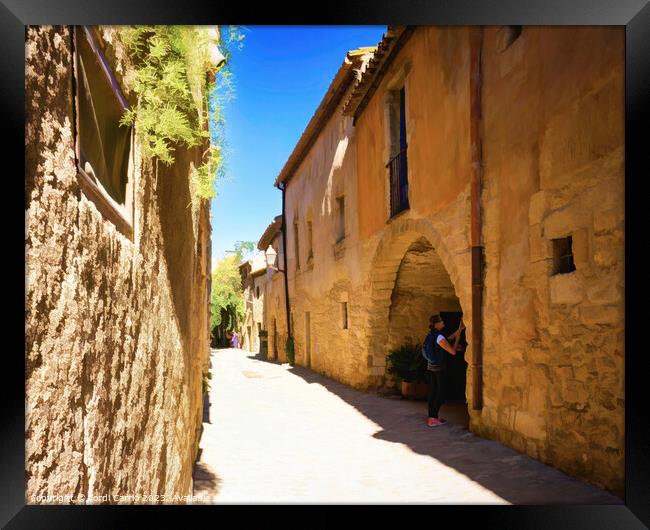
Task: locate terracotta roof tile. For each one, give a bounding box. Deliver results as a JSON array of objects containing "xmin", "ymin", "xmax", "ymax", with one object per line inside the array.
[
  {"xmin": 257, "ymin": 215, "xmax": 283, "ymax": 251},
  {"xmin": 342, "ymin": 26, "xmax": 414, "ymax": 121}
]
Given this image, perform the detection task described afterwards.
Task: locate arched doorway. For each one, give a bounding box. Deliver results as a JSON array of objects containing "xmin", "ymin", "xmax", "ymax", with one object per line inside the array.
[{"xmin": 366, "ymin": 218, "xmax": 471, "ymax": 427}]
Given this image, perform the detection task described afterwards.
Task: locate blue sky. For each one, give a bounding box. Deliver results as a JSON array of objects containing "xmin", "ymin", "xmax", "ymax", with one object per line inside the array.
[{"xmin": 209, "ymin": 26, "xmax": 386, "ymax": 265}]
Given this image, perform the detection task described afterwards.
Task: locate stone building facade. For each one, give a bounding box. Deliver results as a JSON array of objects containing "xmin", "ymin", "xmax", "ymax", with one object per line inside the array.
[
  {"xmin": 264, "ymin": 26, "xmax": 624, "ymax": 497},
  {"xmin": 257, "ymin": 215, "xmax": 288, "ymax": 362},
  {"xmin": 25, "ymin": 26, "xmax": 213, "ymax": 502},
  {"xmin": 239, "ymin": 252, "xmax": 267, "ymax": 353}
]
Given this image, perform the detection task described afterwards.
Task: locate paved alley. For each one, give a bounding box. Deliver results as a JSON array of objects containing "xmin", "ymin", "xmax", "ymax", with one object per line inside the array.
[{"xmin": 192, "ymin": 348, "xmax": 622, "ymax": 504}]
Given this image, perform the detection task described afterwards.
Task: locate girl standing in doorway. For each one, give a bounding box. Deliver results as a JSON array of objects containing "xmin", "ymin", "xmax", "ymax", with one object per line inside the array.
[{"xmin": 426, "ymin": 314, "xmax": 464, "ymax": 427}]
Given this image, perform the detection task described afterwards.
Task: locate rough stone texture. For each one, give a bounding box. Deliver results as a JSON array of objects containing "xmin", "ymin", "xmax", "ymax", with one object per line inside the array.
[
  {"xmin": 265, "ymin": 26, "xmax": 624, "ymax": 499},
  {"xmin": 25, "ymin": 26, "xmax": 211, "ymax": 503},
  {"xmin": 475, "ymin": 26, "xmax": 625, "ymax": 498},
  {"xmin": 387, "ymin": 238, "xmax": 461, "ymax": 353}
]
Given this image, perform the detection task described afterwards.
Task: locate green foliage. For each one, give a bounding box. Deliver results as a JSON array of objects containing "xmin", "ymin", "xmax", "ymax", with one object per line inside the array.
[
  {"xmin": 116, "ymin": 25, "xmax": 245, "ymax": 200},
  {"xmin": 210, "ymin": 253, "xmax": 244, "ymax": 331},
  {"xmin": 234, "ymin": 240, "xmax": 256, "ymax": 260},
  {"xmin": 286, "ymin": 336, "xmax": 295, "ymax": 366},
  {"xmin": 118, "ymin": 26, "xmax": 211, "ymax": 163},
  {"xmin": 209, "ymin": 241, "xmax": 259, "ymax": 339},
  {"xmin": 204, "ymin": 26, "xmax": 244, "ymax": 195},
  {"xmin": 193, "ymin": 144, "xmax": 222, "ymax": 201},
  {"xmin": 386, "ymin": 343, "xmax": 427, "ymax": 384}
]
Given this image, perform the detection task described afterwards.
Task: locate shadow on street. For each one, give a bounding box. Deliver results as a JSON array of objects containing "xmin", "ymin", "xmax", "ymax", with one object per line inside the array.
[
  {"xmin": 283, "ymin": 363, "xmax": 622, "ymax": 505},
  {"xmin": 192, "ymin": 461, "xmax": 222, "ymax": 500}
]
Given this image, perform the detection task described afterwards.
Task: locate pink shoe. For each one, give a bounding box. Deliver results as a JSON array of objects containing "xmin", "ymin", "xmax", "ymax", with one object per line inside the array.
[{"xmin": 427, "ymin": 417, "xmax": 441, "ymax": 427}]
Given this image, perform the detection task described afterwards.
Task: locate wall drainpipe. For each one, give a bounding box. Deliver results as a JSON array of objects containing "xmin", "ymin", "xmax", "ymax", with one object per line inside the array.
[
  {"xmin": 470, "ymin": 26, "xmax": 484, "ymax": 411},
  {"xmin": 279, "ymin": 182, "xmax": 292, "ymax": 341}
]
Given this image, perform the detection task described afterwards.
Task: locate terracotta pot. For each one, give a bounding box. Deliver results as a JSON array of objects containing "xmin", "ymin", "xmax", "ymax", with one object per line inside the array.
[{"xmin": 400, "ymin": 381, "xmax": 431, "ymax": 400}]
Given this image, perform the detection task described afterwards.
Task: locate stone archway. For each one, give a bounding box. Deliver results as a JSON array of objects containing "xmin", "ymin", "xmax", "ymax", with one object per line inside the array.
[
  {"xmin": 365, "ymin": 216, "xmax": 472, "ymax": 402},
  {"xmin": 386, "ymin": 237, "xmax": 462, "ymax": 354}
]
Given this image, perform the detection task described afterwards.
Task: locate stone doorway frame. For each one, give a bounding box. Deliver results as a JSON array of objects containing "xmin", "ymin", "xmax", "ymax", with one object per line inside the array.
[{"xmin": 365, "ymin": 216, "xmax": 473, "ymax": 402}]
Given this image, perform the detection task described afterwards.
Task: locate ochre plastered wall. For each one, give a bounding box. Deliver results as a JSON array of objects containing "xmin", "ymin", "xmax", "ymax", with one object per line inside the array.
[
  {"xmin": 278, "ymin": 25, "xmax": 624, "ymax": 497},
  {"xmin": 25, "ymin": 26, "xmax": 211, "ymax": 503},
  {"xmin": 282, "ymin": 28, "xmax": 475, "ymax": 389},
  {"xmin": 356, "ymin": 27, "xmax": 472, "ymax": 240},
  {"xmin": 282, "ymin": 84, "xmax": 370, "ymax": 386},
  {"xmin": 354, "ymin": 27, "xmax": 474, "ymax": 389}
]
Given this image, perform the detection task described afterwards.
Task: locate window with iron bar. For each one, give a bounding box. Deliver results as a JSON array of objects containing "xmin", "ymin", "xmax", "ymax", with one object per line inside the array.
[{"xmin": 387, "ymin": 85, "xmax": 409, "ymax": 218}]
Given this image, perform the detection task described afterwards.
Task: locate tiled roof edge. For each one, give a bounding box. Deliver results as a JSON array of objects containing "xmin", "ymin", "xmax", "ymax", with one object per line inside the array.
[
  {"xmin": 273, "ymin": 48, "xmax": 375, "ymax": 189},
  {"xmin": 342, "ymin": 26, "xmax": 414, "ymax": 121},
  {"xmin": 257, "ymin": 215, "xmax": 283, "ymax": 251}
]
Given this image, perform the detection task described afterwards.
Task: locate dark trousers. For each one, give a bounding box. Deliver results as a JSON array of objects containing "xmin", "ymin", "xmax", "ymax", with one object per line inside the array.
[{"xmin": 428, "ymin": 369, "xmax": 445, "ymax": 419}]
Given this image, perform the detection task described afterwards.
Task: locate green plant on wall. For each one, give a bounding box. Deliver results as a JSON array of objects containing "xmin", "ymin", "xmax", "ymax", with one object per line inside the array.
[
  {"xmin": 286, "ymin": 336, "xmax": 295, "ymax": 366},
  {"xmin": 116, "ymin": 25, "xmax": 244, "ymax": 200},
  {"xmin": 386, "ymin": 343, "xmax": 428, "ymax": 384}
]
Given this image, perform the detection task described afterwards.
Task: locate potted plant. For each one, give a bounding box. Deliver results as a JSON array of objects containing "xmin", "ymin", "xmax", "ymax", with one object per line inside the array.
[{"xmin": 386, "ymin": 343, "xmax": 431, "ymax": 400}]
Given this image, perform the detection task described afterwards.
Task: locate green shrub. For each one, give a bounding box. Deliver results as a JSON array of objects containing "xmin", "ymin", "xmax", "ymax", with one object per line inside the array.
[
  {"xmin": 286, "ymin": 336, "xmax": 295, "ymax": 366},
  {"xmin": 386, "ymin": 343, "xmax": 427, "ymax": 384}
]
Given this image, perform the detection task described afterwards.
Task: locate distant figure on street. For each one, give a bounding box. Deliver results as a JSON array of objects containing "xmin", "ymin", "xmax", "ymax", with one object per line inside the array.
[
  {"xmin": 232, "ymin": 331, "xmax": 239, "ymax": 349},
  {"xmin": 422, "ymin": 314, "xmax": 463, "ymax": 427}
]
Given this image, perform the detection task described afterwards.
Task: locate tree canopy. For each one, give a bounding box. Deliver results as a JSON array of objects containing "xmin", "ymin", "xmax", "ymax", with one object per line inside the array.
[{"xmin": 210, "ymin": 240, "xmax": 257, "ymax": 333}]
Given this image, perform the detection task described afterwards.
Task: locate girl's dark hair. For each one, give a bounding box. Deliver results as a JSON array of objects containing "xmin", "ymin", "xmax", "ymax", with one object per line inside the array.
[{"xmin": 429, "ymin": 314, "xmax": 442, "ymax": 326}]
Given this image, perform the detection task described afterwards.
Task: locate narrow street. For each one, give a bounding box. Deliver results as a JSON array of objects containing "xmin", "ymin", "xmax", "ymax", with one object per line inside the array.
[{"xmin": 192, "ymin": 348, "xmax": 622, "ymax": 504}]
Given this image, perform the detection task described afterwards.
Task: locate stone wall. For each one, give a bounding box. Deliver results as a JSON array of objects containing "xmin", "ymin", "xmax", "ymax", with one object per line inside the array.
[
  {"xmin": 277, "ymin": 25, "xmax": 624, "ymax": 498},
  {"xmin": 387, "ymin": 238, "xmax": 461, "ymax": 354},
  {"xmin": 241, "ymin": 270, "xmax": 267, "ymax": 352},
  {"xmin": 265, "ymin": 274, "xmax": 287, "ymax": 362},
  {"xmin": 472, "ymin": 26, "xmax": 625, "ymax": 497},
  {"xmin": 263, "ymin": 235, "xmax": 288, "ymax": 362},
  {"xmin": 283, "ymin": 81, "xmax": 370, "ymax": 386},
  {"xmin": 25, "ymin": 26, "xmax": 211, "ymax": 503}
]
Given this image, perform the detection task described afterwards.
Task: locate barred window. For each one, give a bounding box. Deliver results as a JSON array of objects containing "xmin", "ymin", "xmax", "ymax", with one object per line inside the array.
[{"xmin": 386, "ymin": 86, "xmax": 409, "ymax": 217}]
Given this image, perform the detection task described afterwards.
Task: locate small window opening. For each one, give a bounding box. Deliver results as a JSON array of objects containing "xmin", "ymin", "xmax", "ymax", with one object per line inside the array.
[
  {"xmin": 294, "ymin": 220, "xmax": 300, "ymax": 270},
  {"xmin": 552, "ymin": 236, "xmax": 576, "ymax": 275},
  {"xmin": 336, "ymin": 196, "xmax": 345, "ymax": 243},
  {"xmin": 256, "ymin": 286, "xmax": 260, "ymax": 298},
  {"xmin": 341, "ymin": 302, "xmax": 348, "ymax": 330},
  {"xmin": 307, "ymin": 221, "xmax": 314, "ymax": 261}
]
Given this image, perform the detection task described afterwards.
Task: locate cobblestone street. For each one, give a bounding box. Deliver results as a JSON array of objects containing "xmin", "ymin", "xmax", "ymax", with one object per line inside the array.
[{"xmin": 192, "ymin": 348, "xmax": 622, "ymax": 504}]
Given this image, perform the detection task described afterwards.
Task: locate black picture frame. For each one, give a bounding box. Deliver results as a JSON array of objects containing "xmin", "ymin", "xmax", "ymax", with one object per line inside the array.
[{"xmin": 8, "ymin": 0, "xmax": 649, "ymax": 527}]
